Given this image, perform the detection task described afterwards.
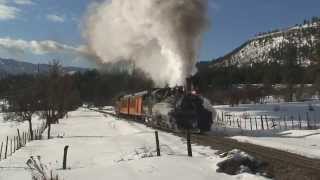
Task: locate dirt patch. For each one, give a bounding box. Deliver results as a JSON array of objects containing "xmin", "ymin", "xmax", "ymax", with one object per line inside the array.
[{"xmin": 217, "ymin": 149, "xmax": 268, "ymax": 176}]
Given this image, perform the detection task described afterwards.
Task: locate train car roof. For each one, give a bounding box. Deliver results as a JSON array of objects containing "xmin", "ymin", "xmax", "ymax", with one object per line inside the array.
[{"xmin": 122, "ymin": 91, "xmax": 148, "ymax": 98}]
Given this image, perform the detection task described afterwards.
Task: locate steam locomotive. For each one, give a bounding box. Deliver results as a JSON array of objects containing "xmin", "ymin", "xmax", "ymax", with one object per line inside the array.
[{"xmin": 115, "ymin": 82, "xmax": 215, "ymax": 133}]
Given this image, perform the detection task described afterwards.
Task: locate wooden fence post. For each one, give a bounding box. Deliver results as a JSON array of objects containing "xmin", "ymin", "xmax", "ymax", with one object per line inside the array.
[
  {"xmin": 5, "ymin": 136, "xmax": 8, "ymax": 159},
  {"xmin": 233, "ymin": 116, "xmax": 236, "ymax": 128},
  {"xmin": 271, "ymin": 119, "xmax": 276, "ymax": 129},
  {"xmin": 187, "ymin": 130, "xmax": 192, "ymax": 157},
  {"xmin": 0, "ymin": 142, "xmax": 3, "ymax": 161},
  {"xmin": 260, "ymin": 115, "xmax": 264, "ymax": 130},
  {"xmin": 265, "ymin": 115, "xmax": 269, "ymax": 130},
  {"xmin": 307, "ymin": 112, "xmax": 310, "ymax": 129},
  {"xmin": 16, "ymin": 136, "xmax": 18, "ymax": 150},
  {"xmin": 17, "ymin": 129, "xmax": 21, "ymax": 149},
  {"xmin": 155, "ymin": 131, "xmax": 160, "ymax": 156},
  {"xmin": 63, "ymin": 145, "xmax": 69, "ymax": 170},
  {"xmin": 13, "ymin": 137, "xmax": 16, "ymax": 153},
  {"xmin": 221, "ymin": 112, "xmax": 224, "ymax": 124},
  {"xmin": 255, "ymin": 117, "xmax": 258, "ymax": 130},
  {"xmin": 298, "ymin": 113, "xmax": 302, "ymax": 129},
  {"xmin": 22, "ymin": 132, "xmax": 26, "ymax": 146},
  {"xmin": 313, "ymin": 113, "xmax": 317, "ymax": 129},
  {"xmin": 10, "ymin": 139, "xmax": 12, "ymax": 156},
  {"xmin": 284, "ymin": 115, "xmax": 287, "ymax": 129},
  {"xmin": 25, "ymin": 132, "xmax": 27, "ymax": 145},
  {"xmin": 22, "ymin": 133, "xmax": 25, "ymax": 146},
  {"xmin": 244, "ymin": 118, "xmax": 247, "ymax": 129}
]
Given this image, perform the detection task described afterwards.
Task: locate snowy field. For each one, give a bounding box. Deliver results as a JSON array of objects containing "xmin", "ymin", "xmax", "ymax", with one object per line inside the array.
[
  {"xmin": 231, "ymin": 129, "xmax": 320, "ymax": 159},
  {"xmin": 213, "ymin": 101, "xmax": 320, "ymax": 159},
  {"xmin": 0, "ymin": 108, "xmax": 268, "ymax": 180},
  {"xmin": 214, "ymin": 101, "xmax": 320, "ymax": 131},
  {"xmin": 0, "ymin": 113, "xmax": 44, "ymax": 145}
]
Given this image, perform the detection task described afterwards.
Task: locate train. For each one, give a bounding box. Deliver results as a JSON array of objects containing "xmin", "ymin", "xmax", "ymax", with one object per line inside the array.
[{"xmin": 115, "ymin": 84, "xmax": 215, "ymax": 133}]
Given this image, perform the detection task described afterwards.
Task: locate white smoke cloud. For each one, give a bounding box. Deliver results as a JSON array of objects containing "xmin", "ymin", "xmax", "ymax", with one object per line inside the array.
[{"xmin": 84, "ymin": 0, "xmax": 208, "ymax": 86}]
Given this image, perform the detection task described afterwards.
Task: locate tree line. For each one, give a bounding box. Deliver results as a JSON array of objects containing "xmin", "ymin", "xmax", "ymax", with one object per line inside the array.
[
  {"xmin": 194, "ymin": 40, "xmax": 320, "ymax": 105},
  {"xmin": 0, "ymin": 61, "xmax": 154, "ymax": 139}
]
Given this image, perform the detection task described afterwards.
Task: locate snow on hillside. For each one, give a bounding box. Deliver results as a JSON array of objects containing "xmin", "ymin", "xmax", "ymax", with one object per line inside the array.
[
  {"xmin": 214, "ymin": 22, "xmax": 320, "ymax": 67},
  {"xmin": 0, "ymin": 108, "xmax": 268, "ymax": 180}
]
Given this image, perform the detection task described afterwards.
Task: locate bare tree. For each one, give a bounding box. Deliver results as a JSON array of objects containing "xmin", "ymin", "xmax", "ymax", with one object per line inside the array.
[
  {"xmin": 4, "ymin": 75, "xmax": 41, "ymax": 140},
  {"xmin": 39, "ymin": 60, "xmax": 81, "ymax": 139}
]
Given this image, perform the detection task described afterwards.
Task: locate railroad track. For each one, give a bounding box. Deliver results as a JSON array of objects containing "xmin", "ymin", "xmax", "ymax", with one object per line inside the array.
[
  {"xmin": 94, "ymin": 108, "xmax": 320, "ymax": 179},
  {"xmin": 177, "ymin": 132, "xmax": 320, "ymax": 179}
]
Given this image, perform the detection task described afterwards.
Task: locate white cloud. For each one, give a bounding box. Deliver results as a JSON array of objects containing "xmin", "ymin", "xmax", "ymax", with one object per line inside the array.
[
  {"xmin": 0, "ymin": 0, "xmax": 34, "ymax": 5},
  {"xmin": 14, "ymin": 0, "xmax": 34, "ymax": 5},
  {"xmin": 0, "ymin": 37, "xmax": 88, "ymax": 55},
  {"xmin": 0, "ymin": 0, "xmax": 34, "ymax": 21},
  {"xmin": 0, "ymin": 37, "xmax": 98, "ymax": 67},
  {"xmin": 47, "ymin": 14, "xmax": 65, "ymax": 23},
  {"xmin": 0, "ymin": 4, "xmax": 20, "ymax": 20}
]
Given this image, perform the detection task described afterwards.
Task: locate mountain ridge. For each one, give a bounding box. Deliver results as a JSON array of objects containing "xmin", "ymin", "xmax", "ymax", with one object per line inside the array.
[
  {"xmin": 210, "ymin": 18, "xmax": 320, "ymax": 67},
  {"xmin": 0, "ymin": 58, "xmax": 88, "ymax": 76}
]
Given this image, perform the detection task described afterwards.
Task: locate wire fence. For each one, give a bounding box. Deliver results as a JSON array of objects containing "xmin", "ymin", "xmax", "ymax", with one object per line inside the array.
[
  {"xmin": 0, "ymin": 121, "xmax": 46, "ymax": 162},
  {"xmin": 215, "ymin": 110, "xmax": 320, "ymax": 131}
]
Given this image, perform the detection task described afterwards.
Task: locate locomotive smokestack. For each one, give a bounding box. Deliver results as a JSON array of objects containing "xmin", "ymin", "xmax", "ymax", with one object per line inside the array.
[{"xmin": 186, "ymin": 77, "xmax": 194, "ymax": 94}]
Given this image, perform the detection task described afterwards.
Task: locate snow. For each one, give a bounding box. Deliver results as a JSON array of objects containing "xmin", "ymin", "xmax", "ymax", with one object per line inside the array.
[
  {"xmin": 216, "ymin": 22, "xmax": 319, "ymax": 67},
  {"xmin": 213, "ymin": 101, "xmax": 320, "ymax": 159},
  {"xmin": 0, "ymin": 113, "xmax": 44, "ymax": 144},
  {"xmin": 231, "ymin": 129, "xmax": 320, "ymax": 159},
  {"xmin": 214, "ymin": 101, "xmax": 320, "ymax": 131},
  {"xmin": 0, "ymin": 108, "xmax": 268, "ymax": 180}
]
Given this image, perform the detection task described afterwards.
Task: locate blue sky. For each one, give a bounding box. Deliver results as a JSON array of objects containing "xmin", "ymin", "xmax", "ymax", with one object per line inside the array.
[
  {"xmin": 201, "ymin": 0, "xmax": 320, "ymax": 61},
  {"xmin": 0, "ymin": 0, "xmax": 319, "ymax": 67}
]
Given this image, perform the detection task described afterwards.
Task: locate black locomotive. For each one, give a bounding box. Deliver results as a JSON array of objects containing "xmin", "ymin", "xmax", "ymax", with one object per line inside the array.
[{"xmin": 116, "ymin": 85, "xmax": 215, "ymax": 133}]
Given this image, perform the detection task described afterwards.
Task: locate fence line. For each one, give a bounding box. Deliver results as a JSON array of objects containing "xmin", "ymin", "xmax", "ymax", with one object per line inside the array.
[
  {"xmin": 215, "ymin": 110, "xmax": 319, "ymax": 132},
  {"xmin": 0, "ymin": 121, "xmax": 46, "ymax": 162}
]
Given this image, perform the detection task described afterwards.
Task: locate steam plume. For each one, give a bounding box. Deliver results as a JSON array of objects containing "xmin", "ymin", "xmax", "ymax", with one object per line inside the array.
[{"xmin": 84, "ymin": 0, "xmax": 208, "ymax": 86}]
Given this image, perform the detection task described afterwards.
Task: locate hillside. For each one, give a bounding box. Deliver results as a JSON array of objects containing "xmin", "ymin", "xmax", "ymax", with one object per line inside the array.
[
  {"xmin": 0, "ymin": 58, "xmax": 87, "ymax": 77},
  {"xmin": 211, "ymin": 18, "xmax": 320, "ymax": 67}
]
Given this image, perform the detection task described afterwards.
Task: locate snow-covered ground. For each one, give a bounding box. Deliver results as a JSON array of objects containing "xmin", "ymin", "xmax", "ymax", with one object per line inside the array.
[
  {"xmin": 0, "ymin": 114, "xmax": 44, "ymax": 145},
  {"xmin": 0, "ymin": 108, "xmax": 268, "ymax": 180},
  {"xmin": 231, "ymin": 129, "xmax": 320, "ymax": 159},
  {"xmin": 213, "ymin": 101, "xmax": 320, "ymax": 159},
  {"xmin": 214, "ymin": 101, "xmax": 320, "ymax": 130}
]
